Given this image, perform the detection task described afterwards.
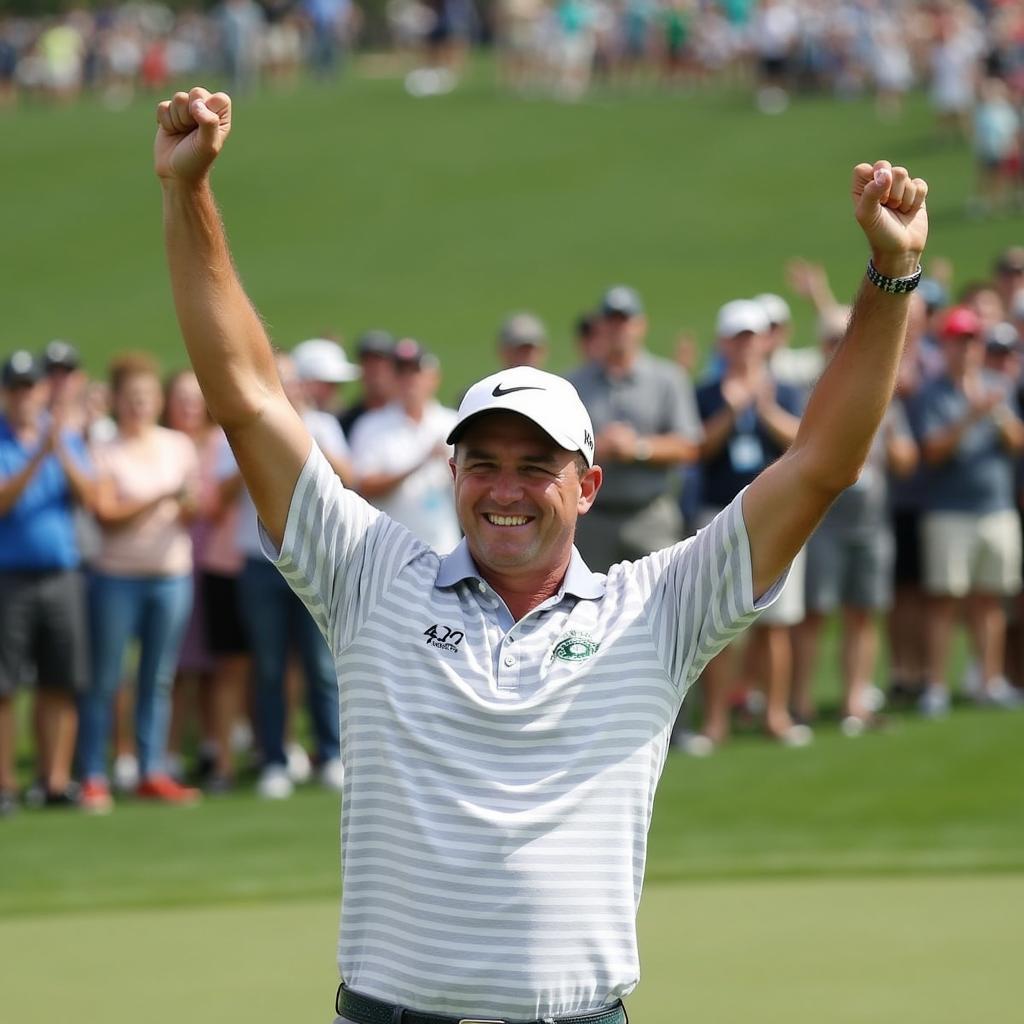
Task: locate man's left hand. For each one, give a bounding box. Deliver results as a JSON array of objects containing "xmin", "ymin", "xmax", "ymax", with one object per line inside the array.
[{"xmin": 851, "ymin": 160, "xmax": 928, "ymax": 277}]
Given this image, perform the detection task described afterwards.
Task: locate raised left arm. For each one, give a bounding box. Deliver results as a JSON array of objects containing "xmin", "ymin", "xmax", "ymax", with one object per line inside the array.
[{"xmin": 743, "ymin": 161, "xmax": 928, "ymax": 597}]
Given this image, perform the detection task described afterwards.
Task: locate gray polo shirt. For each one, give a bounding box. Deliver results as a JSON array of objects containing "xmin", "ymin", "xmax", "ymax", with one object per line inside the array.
[
  {"xmin": 567, "ymin": 352, "xmax": 702, "ymax": 509},
  {"xmin": 264, "ymin": 443, "xmax": 783, "ymax": 1020},
  {"xmin": 912, "ymin": 371, "xmax": 1019, "ymax": 515}
]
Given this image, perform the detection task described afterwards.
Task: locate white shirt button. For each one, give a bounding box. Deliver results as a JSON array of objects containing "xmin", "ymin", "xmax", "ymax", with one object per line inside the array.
[{"xmin": 503, "ymin": 654, "xmax": 516, "ymax": 668}]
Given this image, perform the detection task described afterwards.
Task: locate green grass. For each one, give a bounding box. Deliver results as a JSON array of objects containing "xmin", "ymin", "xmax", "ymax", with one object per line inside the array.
[
  {"xmin": 2, "ymin": 707, "xmax": 1021, "ymax": 919},
  {"xmin": 1, "ymin": 876, "xmax": 1021, "ymax": 1024},
  {"xmin": 2, "ymin": 59, "xmax": 1020, "ymax": 396}
]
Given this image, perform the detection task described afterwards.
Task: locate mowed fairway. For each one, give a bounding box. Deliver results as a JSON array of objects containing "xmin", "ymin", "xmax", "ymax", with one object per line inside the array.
[{"xmin": 0, "ymin": 877, "xmax": 1019, "ymax": 1024}]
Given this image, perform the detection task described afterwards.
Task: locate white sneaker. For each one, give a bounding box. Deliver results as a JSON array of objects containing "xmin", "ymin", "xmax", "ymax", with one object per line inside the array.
[
  {"xmin": 319, "ymin": 758, "xmax": 345, "ymax": 792},
  {"xmin": 840, "ymin": 715, "xmax": 866, "ymax": 738},
  {"xmin": 981, "ymin": 677, "xmax": 1024, "ymax": 710},
  {"xmin": 286, "ymin": 743, "xmax": 312, "ymax": 785},
  {"xmin": 257, "ymin": 765, "xmax": 294, "ymax": 800},
  {"xmin": 778, "ymin": 723, "xmax": 813, "ymax": 748},
  {"xmin": 230, "ymin": 721, "xmax": 253, "ymax": 754},
  {"xmin": 673, "ymin": 732, "xmax": 714, "ymax": 758},
  {"xmin": 864, "ymin": 685, "xmax": 886, "ymax": 714},
  {"xmin": 112, "ymin": 753, "xmax": 139, "ymax": 793},
  {"xmin": 918, "ymin": 686, "xmax": 951, "ymax": 719}
]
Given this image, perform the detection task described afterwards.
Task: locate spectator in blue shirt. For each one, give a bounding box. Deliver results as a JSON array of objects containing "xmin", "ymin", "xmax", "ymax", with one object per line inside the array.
[
  {"xmin": 0, "ymin": 351, "xmax": 94, "ymax": 814},
  {"xmin": 690, "ymin": 300, "xmax": 807, "ymax": 749}
]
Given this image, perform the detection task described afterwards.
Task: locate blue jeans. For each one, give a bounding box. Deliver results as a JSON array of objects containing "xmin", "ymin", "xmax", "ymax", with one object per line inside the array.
[
  {"xmin": 238, "ymin": 558, "xmax": 340, "ymax": 767},
  {"xmin": 79, "ymin": 573, "xmax": 192, "ymax": 781}
]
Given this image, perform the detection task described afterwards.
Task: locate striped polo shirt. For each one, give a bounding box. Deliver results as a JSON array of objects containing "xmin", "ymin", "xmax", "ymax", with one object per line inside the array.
[{"xmin": 266, "ymin": 443, "xmax": 781, "ymax": 1020}]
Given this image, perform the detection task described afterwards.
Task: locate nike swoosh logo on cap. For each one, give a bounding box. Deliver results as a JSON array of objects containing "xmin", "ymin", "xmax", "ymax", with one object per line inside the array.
[{"xmin": 491, "ymin": 383, "xmax": 546, "ymax": 397}]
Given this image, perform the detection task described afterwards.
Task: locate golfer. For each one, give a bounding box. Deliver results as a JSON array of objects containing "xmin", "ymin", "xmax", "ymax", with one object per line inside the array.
[{"xmin": 156, "ymin": 87, "xmax": 929, "ymax": 1024}]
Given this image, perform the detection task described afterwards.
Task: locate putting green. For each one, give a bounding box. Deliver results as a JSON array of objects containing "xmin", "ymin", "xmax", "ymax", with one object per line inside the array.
[{"xmin": 2, "ymin": 874, "xmax": 1017, "ymax": 1023}]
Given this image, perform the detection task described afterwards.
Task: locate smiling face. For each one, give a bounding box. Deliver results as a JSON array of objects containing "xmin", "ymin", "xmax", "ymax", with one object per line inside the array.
[{"xmin": 451, "ymin": 412, "xmax": 602, "ymax": 585}]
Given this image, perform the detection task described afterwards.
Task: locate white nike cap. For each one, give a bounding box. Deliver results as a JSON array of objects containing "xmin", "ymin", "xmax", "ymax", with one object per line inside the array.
[{"xmin": 447, "ymin": 366, "xmax": 596, "ymax": 467}]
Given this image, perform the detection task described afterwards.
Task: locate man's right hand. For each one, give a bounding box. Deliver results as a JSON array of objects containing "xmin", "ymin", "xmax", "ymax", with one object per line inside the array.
[{"xmin": 155, "ymin": 87, "xmax": 231, "ymax": 183}]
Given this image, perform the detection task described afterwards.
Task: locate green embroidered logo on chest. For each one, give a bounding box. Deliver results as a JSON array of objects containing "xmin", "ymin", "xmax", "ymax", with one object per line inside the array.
[{"xmin": 552, "ymin": 631, "xmax": 600, "ymax": 662}]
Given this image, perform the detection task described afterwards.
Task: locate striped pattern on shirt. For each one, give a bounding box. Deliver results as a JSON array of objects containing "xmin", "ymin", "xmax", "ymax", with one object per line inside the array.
[{"xmin": 267, "ymin": 443, "xmax": 776, "ymax": 1020}]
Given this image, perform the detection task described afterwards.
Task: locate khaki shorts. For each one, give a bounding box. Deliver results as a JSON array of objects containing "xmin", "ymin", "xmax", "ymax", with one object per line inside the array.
[
  {"xmin": 697, "ymin": 506, "xmax": 806, "ymax": 626},
  {"xmin": 921, "ymin": 509, "xmax": 1022, "ymax": 597}
]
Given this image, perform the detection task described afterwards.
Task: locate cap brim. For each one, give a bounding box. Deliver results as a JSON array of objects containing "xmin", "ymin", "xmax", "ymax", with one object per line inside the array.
[
  {"xmin": 447, "ymin": 407, "xmax": 591, "ymax": 465},
  {"xmin": 315, "ymin": 367, "xmax": 362, "ymax": 383}
]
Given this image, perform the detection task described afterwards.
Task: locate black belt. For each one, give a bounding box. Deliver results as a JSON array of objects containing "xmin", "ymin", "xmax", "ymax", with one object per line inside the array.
[{"xmin": 336, "ymin": 985, "xmax": 628, "ymax": 1024}]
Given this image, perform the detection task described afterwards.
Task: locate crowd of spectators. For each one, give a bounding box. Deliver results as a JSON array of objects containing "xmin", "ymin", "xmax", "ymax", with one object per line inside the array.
[
  {"xmin": 3, "ymin": 240, "xmax": 1024, "ymax": 814},
  {"xmin": 1, "ymin": 1, "xmax": 1021, "ymax": 111},
  {"xmin": 0, "ymin": 0, "xmax": 361, "ymax": 108}
]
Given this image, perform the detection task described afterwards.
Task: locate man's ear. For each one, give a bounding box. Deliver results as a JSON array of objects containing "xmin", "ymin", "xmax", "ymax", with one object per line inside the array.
[{"xmin": 578, "ymin": 464, "xmax": 602, "ymax": 516}]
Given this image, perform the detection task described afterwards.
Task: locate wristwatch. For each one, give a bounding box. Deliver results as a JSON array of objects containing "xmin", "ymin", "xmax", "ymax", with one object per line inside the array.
[
  {"xmin": 634, "ymin": 438, "xmax": 652, "ymax": 462},
  {"xmin": 866, "ymin": 259, "xmax": 922, "ymax": 294}
]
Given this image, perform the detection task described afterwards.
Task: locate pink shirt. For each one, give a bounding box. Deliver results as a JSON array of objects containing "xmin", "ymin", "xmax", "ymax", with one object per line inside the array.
[
  {"xmin": 199, "ymin": 430, "xmax": 243, "ymax": 576},
  {"xmin": 92, "ymin": 426, "xmax": 198, "ymax": 577}
]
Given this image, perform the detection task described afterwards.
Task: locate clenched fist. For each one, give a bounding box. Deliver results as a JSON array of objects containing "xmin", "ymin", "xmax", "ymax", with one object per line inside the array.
[
  {"xmin": 851, "ymin": 160, "xmax": 928, "ymax": 278},
  {"xmin": 155, "ymin": 87, "xmax": 232, "ymax": 183}
]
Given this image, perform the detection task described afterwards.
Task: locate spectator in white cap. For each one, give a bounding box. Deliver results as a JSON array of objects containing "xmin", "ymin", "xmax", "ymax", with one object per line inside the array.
[
  {"xmin": 498, "ymin": 312, "xmax": 548, "ymax": 369},
  {"xmin": 687, "ymin": 298, "xmax": 810, "ymax": 750},
  {"xmin": 292, "ymin": 337, "xmax": 360, "ymax": 416},
  {"xmin": 755, "ymin": 291, "xmax": 823, "ymax": 390}
]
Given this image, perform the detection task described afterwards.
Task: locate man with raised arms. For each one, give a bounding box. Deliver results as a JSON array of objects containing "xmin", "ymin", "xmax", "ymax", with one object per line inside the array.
[{"xmin": 156, "ymin": 86, "xmax": 928, "ymax": 1024}]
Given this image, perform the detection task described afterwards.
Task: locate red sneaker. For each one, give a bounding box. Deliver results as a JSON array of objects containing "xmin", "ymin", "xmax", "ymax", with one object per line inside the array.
[
  {"xmin": 80, "ymin": 779, "xmax": 113, "ymax": 815},
  {"xmin": 137, "ymin": 774, "xmax": 201, "ymax": 806}
]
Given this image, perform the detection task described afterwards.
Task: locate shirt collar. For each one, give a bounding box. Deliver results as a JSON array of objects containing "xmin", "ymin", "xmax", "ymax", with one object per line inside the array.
[{"xmin": 435, "ymin": 539, "xmax": 605, "ymax": 601}]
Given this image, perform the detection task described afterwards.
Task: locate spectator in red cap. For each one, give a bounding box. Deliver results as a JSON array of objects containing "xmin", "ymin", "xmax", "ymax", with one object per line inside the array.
[{"xmin": 911, "ymin": 305, "xmax": 1024, "ymax": 716}]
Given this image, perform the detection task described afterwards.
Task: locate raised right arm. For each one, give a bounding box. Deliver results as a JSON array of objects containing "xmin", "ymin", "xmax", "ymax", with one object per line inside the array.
[{"xmin": 156, "ymin": 87, "xmax": 310, "ymax": 548}]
